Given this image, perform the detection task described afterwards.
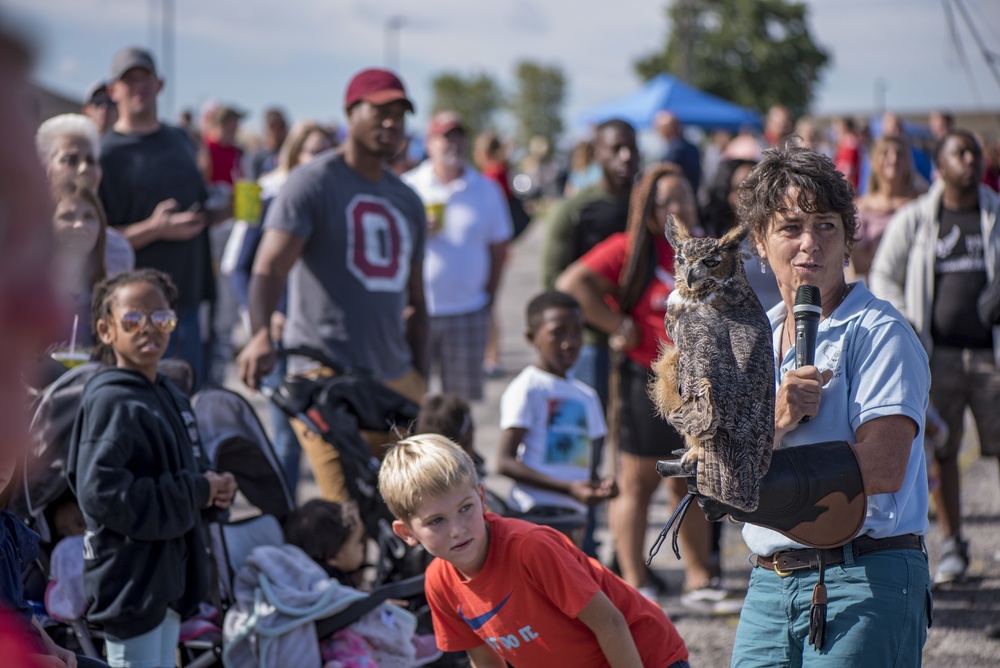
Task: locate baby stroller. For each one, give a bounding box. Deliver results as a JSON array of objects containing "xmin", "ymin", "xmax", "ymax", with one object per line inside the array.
[
  {"xmin": 179, "ymin": 385, "xmax": 297, "ymax": 667},
  {"xmin": 266, "ymin": 347, "xmax": 430, "ymax": 585},
  {"xmin": 267, "ymin": 348, "xmax": 586, "ymax": 569},
  {"xmin": 189, "ymin": 386, "xmax": 446, "ymax": 668}
]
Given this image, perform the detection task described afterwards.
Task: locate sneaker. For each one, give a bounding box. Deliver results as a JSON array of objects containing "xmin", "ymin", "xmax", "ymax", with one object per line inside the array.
[
  {"xmin": 934, "ymin": 536, "xmax": 969, "ymax": 584},
  {"xmin": 412, "ymin": 633, "xmax": 443, "ymax": 666},
  {"xmin": 483, "ymin": 364, "xmax": 505, "ymax": 378},
  {"xmin": 680, "ymin": 580, "xmax": 744, "ymax": 615}
]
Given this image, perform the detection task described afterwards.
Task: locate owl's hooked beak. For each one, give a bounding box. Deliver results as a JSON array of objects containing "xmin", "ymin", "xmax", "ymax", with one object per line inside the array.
[{"xmin": 685, "ymin": 263, "xmax": 708, "ymax": 288}]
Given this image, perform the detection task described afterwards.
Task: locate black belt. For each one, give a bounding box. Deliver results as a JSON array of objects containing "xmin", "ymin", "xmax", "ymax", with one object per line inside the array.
[{"xmin": 752, "ymin": 534, "xmax": 924, "ymax": 577}]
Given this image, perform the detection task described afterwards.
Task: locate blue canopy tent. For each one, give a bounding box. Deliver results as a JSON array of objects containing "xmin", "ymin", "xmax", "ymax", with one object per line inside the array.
[{"xmin": 577, "ymin": 73, "xmax": 761, "ymax": 133}]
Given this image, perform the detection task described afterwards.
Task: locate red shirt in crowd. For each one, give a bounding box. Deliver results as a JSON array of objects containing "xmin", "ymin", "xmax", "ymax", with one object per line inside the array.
[
  {"xmin": 579, "ymin": 232, "xmax": 676, "ymax": 369},
  {"xmin": 204, "ymin": 139, "xmax": 242, "ymax": 185}
]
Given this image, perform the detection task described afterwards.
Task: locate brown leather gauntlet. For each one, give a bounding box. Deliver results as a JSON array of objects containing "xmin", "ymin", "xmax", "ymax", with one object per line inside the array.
[{"xmin": 657, "ymin": 440, "xmax": 867, "ymax": 550}]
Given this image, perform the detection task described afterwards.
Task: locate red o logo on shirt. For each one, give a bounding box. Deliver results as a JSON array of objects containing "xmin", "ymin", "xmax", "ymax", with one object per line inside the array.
[{"xmin": 346, "ymin": 195, "xmax": 413, "ymax": 291}]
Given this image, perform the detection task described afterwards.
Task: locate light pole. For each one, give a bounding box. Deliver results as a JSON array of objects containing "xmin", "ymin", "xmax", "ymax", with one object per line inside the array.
[
  {"xmin": 162, "ymin": 0, "xmax": 174, "ymax": 119},
  {"xmin": 146, "ymin": 0, "xmax": 175, "ymax": 118},
  {"xmin": 385, "ymin": 16, "xmax": 404, "ymax": 72},
  {"xmin": 874, "ymin": 77, "xmax": 887, "ymax": 115}
]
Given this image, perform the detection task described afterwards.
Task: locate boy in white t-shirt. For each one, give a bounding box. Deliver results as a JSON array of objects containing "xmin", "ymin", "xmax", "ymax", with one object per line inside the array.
[{"xmin": 497, "ymin": 290, "xmax": 617, "ymax": 542}]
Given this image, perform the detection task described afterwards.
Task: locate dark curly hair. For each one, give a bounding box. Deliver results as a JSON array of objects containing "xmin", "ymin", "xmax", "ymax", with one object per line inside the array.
[
  {"xmin": 284, "ymin": 499, "xmax": 359, "ymax": 565},
  {"xmin": 736, "ymin": 145, "xmax": 858, "ymax": 256},
  {"xmin": 416, "ymin": 394, "xmax": 473, "ymax": 447},
  {"xmin": 525, "ymin": 289, "xmax": 581, "ymax": 333},
  {"xmin": 91, "ymin": 268, "xmax": 178, "ymax": 365}
]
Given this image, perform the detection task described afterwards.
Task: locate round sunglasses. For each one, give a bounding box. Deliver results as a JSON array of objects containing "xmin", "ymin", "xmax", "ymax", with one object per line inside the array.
[{"xmin": 117, "ymin": 309, "xmax": 178, "ymax": 334}]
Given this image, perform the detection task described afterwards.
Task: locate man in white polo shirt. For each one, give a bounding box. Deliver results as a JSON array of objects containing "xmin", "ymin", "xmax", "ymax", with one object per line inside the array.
[{"xmin": 404, "ymin": 111, "xmax": 512, "ymax": 401}]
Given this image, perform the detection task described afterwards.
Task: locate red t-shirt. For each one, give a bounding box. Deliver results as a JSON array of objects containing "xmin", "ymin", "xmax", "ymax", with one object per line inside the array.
[
  {"xmin": 425, "ymin": 513, "xmax": 687, "ymax": 667},
  {"xmin": 480, "ymin": 161, "xmax": 511, "ymax": 200},
  {"xmin": 205, "ymin": 139, "xmax": 242, "ymax": 185},
  {"xmin": 580, "ymin": 232, "xmax": 675, "ymax": 368},
  {"xmin": 834, "ymin": 135, "xmax": 861, "ymax": 189}
]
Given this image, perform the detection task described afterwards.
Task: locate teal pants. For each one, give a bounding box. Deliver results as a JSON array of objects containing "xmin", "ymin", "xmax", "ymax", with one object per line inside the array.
[{"xmin": 732, "ymin": 545, "xmax": 931, "ymax": 667}]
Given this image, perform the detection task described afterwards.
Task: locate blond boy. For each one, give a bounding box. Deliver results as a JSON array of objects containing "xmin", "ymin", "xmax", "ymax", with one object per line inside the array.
[{"xmin": 379, "ymin": 434, "xmax": 689, "ymax": 668}]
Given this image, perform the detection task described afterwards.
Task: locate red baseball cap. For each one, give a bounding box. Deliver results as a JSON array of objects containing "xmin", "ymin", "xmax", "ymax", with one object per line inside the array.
[
  {"xmin": 344, "ymin": 68, "xmax": 414, "ymax": 112},
  {"xmin": 427, "ymin": 110, "xmax": 466, "ymax": 137}
]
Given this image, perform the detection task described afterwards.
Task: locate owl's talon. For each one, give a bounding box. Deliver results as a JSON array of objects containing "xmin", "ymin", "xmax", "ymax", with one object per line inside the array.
[{"xmin": 680, "ymin": 447, "xmax": 700, "ymax": 467}]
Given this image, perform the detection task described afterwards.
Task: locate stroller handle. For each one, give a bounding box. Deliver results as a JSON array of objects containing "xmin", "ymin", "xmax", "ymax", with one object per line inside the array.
[{"xmin": 274, "ymin": 346, "xmax": 349, "ymax": 375}]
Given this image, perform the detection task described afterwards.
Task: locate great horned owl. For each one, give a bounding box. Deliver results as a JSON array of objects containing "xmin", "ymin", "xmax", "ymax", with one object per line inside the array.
[{"xmin": 651, "ymin": 218, "xmax": 774, "ymax": 512}]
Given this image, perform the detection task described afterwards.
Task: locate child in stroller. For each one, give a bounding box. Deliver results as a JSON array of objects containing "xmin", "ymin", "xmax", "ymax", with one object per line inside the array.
[
  {"xmin": 283, "ymin": 499, "xmax": 442, "ymax": 666},
  {"xmin": 192, "ymin": 389, "xmax": 446, "ymax": 668}
]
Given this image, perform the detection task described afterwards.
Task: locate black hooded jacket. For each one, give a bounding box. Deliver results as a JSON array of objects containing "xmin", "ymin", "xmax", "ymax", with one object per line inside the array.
[{"xmin": 67, "ymin": 367, "xmax": 212, "ymax": 640}]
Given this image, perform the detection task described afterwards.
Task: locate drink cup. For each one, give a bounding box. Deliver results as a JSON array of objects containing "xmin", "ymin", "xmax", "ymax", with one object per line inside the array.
[
  {"xmin": 425, "ymin": 201, "xmax": 446, "ymax": 233},
  {"xmin": 50, "ymin": 350, "xmax": 91, "ymax": 369},
  {"xmin": 233, "ymin": 180, "xmax": 263, "ymax": 225}
]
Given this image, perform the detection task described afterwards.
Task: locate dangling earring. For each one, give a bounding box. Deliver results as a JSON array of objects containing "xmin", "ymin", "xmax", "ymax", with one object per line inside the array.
[{"xmin": 759, "ymin": 259, "xmax": 768, "ymax": 274}]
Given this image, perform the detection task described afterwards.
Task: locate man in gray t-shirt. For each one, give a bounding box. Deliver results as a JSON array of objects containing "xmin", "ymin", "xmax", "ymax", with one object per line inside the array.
[
  {"xmin": 265, "ymin": 151, "xmax": 426, "ymax": 379},
  {"xmin": 238, "ymin": 68, "xmax": 428, "ymax": 502}
]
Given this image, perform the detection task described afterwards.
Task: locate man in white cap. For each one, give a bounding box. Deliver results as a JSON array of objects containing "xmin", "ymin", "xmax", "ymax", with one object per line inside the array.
[
  {"xmin": 98, "ymin": 46, "xmax": 215, "ymax": 386},
  {"xmin": 403, "ymin": 110, "xmax": 512, "ymax": 402}
]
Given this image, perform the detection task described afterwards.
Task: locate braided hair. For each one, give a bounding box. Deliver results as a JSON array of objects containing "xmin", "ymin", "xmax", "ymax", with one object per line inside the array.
[
  {"xmin": 616, "ymin": 163, "xmax": 686, "ymax": 313},
  {"xmin": 91, "ymin": 268, "xmax": 178, "ymax": 366}
]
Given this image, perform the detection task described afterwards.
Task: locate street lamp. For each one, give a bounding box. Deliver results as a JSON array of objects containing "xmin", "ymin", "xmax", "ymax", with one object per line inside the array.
[
  {"xmin": 874, "ymin": 77, "xmax": 887, "ymax": 116},
  {"xmin": 385, "ymin": 16, "xmax": 404, "ymax": 71}
]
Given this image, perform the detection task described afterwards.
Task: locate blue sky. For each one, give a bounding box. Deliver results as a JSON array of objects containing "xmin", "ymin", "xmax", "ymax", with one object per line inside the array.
[{"xmin": 10, "ymin": 0, "xmax": 1000, "ymax": 139}]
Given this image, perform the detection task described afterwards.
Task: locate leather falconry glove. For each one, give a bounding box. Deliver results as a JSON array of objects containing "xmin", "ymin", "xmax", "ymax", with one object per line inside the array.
[{"xmin": 648, "ymin": 440, "xmax": 867, "ymax": 563}]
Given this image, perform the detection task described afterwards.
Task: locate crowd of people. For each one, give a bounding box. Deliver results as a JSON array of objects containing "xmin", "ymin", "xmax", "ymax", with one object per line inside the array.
[{"xmin": 1, "ymin": 16, "xmax": 999, "ymax": 666}]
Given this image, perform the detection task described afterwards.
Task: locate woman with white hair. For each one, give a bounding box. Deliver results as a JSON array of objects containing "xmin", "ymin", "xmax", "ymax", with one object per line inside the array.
[{"xmin": 36, "ymin": 113, "xmax": 134, "ymax": 275}]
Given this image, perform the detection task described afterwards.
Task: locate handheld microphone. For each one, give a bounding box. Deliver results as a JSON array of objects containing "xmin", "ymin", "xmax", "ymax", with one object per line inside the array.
[{"xmin": 793, "ymin": 285, "xmax": 822, "ymax": 422}]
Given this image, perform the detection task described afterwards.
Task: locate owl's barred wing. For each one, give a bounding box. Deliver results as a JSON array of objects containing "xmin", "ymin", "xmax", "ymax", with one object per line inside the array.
[
  {"xmin": 665, "ymin": 377, "xmax": 715, "ymax": 437},
  {"xmin": 670, "ymin": 307, "xmax": 774, "ymax": 512}
]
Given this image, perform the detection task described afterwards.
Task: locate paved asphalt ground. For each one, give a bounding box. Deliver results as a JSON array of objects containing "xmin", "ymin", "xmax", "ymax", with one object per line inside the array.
[{"xmin": 232, "ymin": 215, "xmax": 1000, "ymax": 666}]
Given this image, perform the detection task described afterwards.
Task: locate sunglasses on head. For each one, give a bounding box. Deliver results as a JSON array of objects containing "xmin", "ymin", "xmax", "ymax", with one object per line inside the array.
[{"xmin": 118, "ymin": 309, "xmax": 178, "ymax": 334}]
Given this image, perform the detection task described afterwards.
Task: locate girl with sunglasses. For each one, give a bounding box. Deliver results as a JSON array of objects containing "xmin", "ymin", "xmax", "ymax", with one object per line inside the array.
[{"xmin": 68, "ymin": 268, "xmax": 236, "ymax": 668}]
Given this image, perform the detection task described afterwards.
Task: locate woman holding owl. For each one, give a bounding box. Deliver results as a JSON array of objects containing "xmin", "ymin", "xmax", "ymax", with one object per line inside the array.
[
  {"xmin": 711, "ymin": 144, "xmax": 933, "ymax": 665},
  {"xmin": 557, "ymin": 164, "xmax": 726, "ymax": 609}
]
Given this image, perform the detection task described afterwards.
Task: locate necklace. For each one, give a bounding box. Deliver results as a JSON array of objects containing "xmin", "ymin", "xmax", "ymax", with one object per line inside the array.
[{"xmin": 783, "ymin": 283, "xmax": 853, "ymax": 355}]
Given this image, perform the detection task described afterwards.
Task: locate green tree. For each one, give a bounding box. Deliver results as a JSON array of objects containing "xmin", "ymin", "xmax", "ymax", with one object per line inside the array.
[
  {"xmin": 429, "ymin": 72, "xmax": 501, "ymax": 139},
  {"xmin": 509, "ymin": 61, "xmax": 566, "ymax": 150},
  {"xmin": 635, "ymin": 0, "xmax": 830, "ymax": 114}
]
